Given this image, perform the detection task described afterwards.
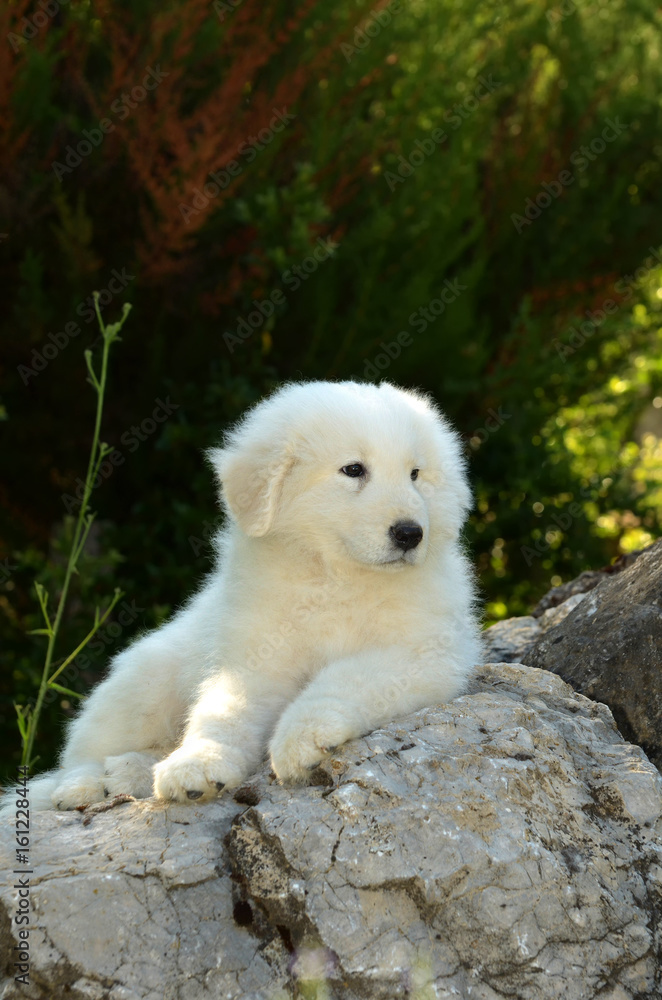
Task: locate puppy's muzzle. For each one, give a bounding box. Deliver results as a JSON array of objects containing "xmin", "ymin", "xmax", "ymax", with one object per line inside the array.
[{"xmin": 389, "ymin": 521, "xmax": 423, "ymax": 552}]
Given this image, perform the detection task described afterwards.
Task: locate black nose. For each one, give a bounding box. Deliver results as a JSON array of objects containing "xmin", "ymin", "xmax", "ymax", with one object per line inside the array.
[{"xmin": 389, "ymin": 521, "xmax": 423, "ymax": 552}]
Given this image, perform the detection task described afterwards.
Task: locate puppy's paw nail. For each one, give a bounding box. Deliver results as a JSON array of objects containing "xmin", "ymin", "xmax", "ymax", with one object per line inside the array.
[
  {"xmin": 215, "ymin": 782, "xmax": 225, "ymax": 792},
  {"xmin": 186, "ymin": 789, "xmax": 203, "ymax": 800},
  {"xmin": 308, "ymin": 761, "xmax": 322, "ymax": 771},
  {"xmin": 321, "ymin": 745, "xmax": 337, "ymax": 754}
]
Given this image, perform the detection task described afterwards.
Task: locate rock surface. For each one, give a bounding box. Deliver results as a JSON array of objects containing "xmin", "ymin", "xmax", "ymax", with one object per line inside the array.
[
  {"xmin": 483, "ymin": 592, "xmax": 587, "ymax": 664},
  {"xmin": 524, "ymin": 539, "xmax": 662, "ymax": 769},
  {"xmin": 2, "ymin": 661, "xmax": 661, "ymax": 1000},
  {"xmin": 530, "ymin": 548, "xmax": 646, "ymax": 617},
  {"xmin": 480, "ymin": 615, "xmax": 542, "ymax": 664}
]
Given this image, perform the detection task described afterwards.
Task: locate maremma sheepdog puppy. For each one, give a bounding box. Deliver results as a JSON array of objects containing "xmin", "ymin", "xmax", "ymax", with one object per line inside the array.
[{"xmin": 28, "ymin": 380, "xmax": 483, "ymax": 810}]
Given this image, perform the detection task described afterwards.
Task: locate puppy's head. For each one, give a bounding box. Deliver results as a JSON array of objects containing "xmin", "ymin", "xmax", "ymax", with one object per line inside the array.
[{"xmin": 208, "ymin": 381, "xmax": 471, "ymax": 569}]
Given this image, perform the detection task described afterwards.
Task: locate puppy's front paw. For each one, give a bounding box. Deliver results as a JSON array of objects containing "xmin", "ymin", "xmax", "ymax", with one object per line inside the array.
[
  {"xmin": 269, "ymin": 702, "xmax": 354, "ymax": 784},
  {"xmin": 153, "ymin": 740, "xmax": 244, "ymax": 803},
  {"xmin": 52, "ymin": 765, "xmax": 106, "ymax": 810}
]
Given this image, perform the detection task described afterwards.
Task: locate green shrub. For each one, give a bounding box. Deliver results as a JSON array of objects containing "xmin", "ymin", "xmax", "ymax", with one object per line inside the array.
[{"xmin": 2, "ymin": 0, "xmax": 661, "ymax": 774}]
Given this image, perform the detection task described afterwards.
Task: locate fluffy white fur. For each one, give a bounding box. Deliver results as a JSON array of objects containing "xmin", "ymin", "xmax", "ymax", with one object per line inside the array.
[{"xmin": 25, "ymin": 380, "xmax": 482, "ymax": 810}]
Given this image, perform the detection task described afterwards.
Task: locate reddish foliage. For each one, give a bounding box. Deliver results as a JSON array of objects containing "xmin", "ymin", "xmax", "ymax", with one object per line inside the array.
[
  {"xmin": 0, "ymin": 1, "xmax": 37, "ymax": 172},
  {"xmin": 71, "ymin": 0, "xmax": 337, "ymax": 279},
  {"xmin": 1, "ymin": 0, "xmax": 386, "ymax": 322}
]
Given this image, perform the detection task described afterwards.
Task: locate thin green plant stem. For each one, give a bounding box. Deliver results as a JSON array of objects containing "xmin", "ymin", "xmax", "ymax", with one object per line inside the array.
[
  {"xmin": 47, "ymin": 588, "xmax": 122, "ymax": 687},
  {"xmin": 20, "ymin": 295, "xmax": 131, "ymax": 769}
]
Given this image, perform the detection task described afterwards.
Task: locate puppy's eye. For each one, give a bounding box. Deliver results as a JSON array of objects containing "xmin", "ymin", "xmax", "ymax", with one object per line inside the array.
[
  {"xmin": 341, "ymin": 463, "xmax": 365, "ymax": 478},
  {"xmin": 411, "ymin": 469, "xmax": 419, "ymax": 481}
]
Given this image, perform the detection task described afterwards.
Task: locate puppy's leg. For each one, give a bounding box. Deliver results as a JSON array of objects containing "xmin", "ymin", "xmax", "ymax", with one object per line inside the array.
[
  {"xmin": 154, "ymin": 673, "xmax": 291, "ymax": 803},
  {"xmin": 48, "ymin": 752, "xmax": 162, "ymax": 808},
  {"xmin": 103, "ymin": 750, "xmax": 165, "ymax": 799},
  {"xmin": 49, "ymin": 629, "xmax": 187, "ymax": 809},
  {"xmin": 269, "ymin": 640, "xmax": 474, "ymax": 783}
]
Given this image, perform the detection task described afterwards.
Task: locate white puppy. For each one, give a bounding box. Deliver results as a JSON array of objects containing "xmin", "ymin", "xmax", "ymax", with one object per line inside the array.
[{"xmin": 27, "ymin": 380, "xmax": 482, "ymax": 809}]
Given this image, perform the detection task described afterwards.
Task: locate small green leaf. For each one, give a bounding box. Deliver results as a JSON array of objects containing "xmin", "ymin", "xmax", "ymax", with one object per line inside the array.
[
  {"xmin": 14, "ymin": 704, "xmax": 30, "ymax": 741},
  {"xmin": 48, "ymin": 682, "xmax": 85, "ymax": 699}
]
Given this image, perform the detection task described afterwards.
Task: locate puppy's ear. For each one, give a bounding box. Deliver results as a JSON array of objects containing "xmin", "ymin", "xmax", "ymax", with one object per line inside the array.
[
  {"xmin": 207, "ymin": 440, "xmax": 295, "ymax": 537},
  {"xmin": 427, "ymin": 410, "xmax": 473, "ymax": 541}
]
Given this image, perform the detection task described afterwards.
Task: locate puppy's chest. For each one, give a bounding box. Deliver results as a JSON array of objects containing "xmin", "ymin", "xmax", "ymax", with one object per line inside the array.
[{"xmin": 292, "ymin": 586, "xmax": 410, "ymax": 656}]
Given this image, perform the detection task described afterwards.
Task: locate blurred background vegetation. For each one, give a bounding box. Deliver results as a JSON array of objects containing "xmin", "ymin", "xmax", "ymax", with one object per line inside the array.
[{"xmin": 1, "ymin": 0, "xmax": 661, "ymax": 775}]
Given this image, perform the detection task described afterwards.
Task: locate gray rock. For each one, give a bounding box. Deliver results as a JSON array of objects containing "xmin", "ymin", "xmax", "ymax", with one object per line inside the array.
[
  {"xmin": 481, "ymin": 615, "xmax": 542, "ymax": 663},
  {"xmin": 482, "ymin": 592, "xmax": 587, "ymax": 663},
  {"xmin": 2, "ymin": 662, "xmax": 661, "ymax": 999},
  {"xmin": 0, "ymin": 794, "xmax": 291, "ymax": 1000},
  {"xmin": 531, "ymin": 548, "xmax": 647, "ymax": 618},
  {"xmin": 524, "ymin": 539, "xmax": 662, "ymax": 768}
]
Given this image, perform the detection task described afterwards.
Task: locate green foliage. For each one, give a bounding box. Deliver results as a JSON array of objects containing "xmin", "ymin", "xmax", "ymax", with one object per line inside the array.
[
  {"xmin": 470, "ymin": 265, "xmax": 662, "ymax": 621},
  {"xmin": 1, "ymin": 0, "xmax": 661, "ymax": 773},
  {"xmin": 13, "ymin": 296, "xmax": 132, "ymax": 770}
]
